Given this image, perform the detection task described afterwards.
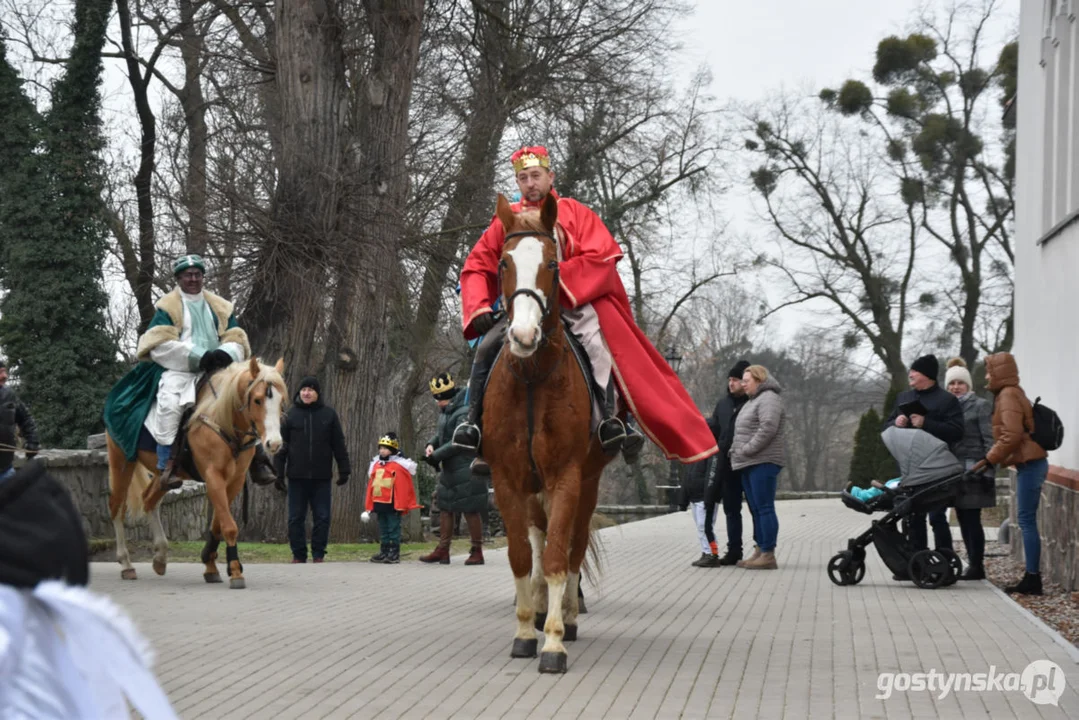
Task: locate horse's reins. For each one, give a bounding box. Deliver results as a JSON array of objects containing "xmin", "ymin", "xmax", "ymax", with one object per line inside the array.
[
  {"xmin": 500, "ymin": 229, "xmax": 568, "ymax": 493},
  {"xmin": 193, "ymin": 372, "xmax": 271, "ymax": 458}
]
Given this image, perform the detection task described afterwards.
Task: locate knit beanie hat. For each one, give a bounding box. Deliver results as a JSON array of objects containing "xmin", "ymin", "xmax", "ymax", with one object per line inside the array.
[
  {"xmin": 910, "ymin": 354, "xmax": 940, "ymax": 382},
  {"xmin": 944, "ymin": 357, "xmax": 973, "ymax": 389},
  {"xmin": 728, "ymin": 360, "xmax": 751, "ymax": 380},
  {"xmin": 298, "ymin": 376, "xmax": 321, "ymax": 395}
]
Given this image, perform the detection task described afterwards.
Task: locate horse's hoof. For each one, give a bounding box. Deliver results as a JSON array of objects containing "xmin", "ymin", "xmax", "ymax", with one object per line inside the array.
[
  {"xmin": 534, "ymin": 612, "xmax": 547, "ymax": 632},
  {"xmin": 120, "ymin": 568, "xmax": 137, "ymax": 581},
  {"xmin": 203, "ymin": 572, "xmax": 223, "ymax": 584},
  {"xmin": 511, "ymin": 638, "xmax": 538, "ymax": 658},
  {"xmin": 564, "ymin": 624, "xmax": 577, "ymax": 642},
  {"xmin": 538, "ymin": 651, "xmax": 568, "ymax": 674},
  {"xmin": 229, "ymin": 576, "xmax": 246, "ymax": 590},
  {"xmin": 152, "ymin": 560, "xmax": 167, "ymax": 576}
]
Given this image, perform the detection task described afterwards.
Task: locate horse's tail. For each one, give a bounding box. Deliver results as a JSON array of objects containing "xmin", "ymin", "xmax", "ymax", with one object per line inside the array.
[
  {"xmin": 106, "ymin": 432, "xmax": 149, "ymax": 520},
  {"xmin": 581, "ymin": 512, "xmax": 612, "ymax": 590}
]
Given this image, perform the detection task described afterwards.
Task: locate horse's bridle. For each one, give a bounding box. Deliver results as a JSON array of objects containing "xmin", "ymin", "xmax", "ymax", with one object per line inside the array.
[{"xmin": 500, "ymin": 229, "xmax": 560, "ymax": 330}]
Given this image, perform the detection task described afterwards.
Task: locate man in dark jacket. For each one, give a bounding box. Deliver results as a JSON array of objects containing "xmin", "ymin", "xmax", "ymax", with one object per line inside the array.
[
  {"xmin": 701, "ymin": 360, "xmax": 751, "ymax": 567},
  {"xmin": 420, "ymin": 373, "xmax": 485, "ymax": 565},
  {"xmin": 274, "ymin": 376, "xmax": 351, "ymax": 563},
  {"xmin": 0, "ymin": 361, "xmax": 40, "ymax": 482},
  {"xmin": 884, "ymin": 354, "xmax": 964, "ymax": 556}
]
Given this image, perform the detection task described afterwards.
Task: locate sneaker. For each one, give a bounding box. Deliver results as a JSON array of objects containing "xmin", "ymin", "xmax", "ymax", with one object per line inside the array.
[
  {"xmin": 690, "ymin": 553, "xmax": 712, "ymax": 567},
  {"xmin": 291, "ymin": 557, "xmax": 305, "ymax": 564},
  {"xmin": 698, "ymin": 554, "xmax": 722, "ymax": 568}
]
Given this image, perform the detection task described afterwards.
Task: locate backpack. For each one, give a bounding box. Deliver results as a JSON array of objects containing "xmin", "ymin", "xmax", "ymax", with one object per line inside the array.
[{"xmin": 1030, "ymin": 397, "xmax": 1065, "ymax": 451}]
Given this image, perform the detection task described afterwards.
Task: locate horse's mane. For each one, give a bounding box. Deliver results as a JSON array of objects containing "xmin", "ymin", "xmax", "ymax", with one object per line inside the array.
[{"xmin": 190, "ymin": 360, "xmax": 287, "ymax": 437}]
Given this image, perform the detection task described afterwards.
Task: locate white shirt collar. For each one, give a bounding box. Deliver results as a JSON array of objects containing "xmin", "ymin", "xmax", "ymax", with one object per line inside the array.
[{"xmin": 179, "ymin": 289, "xmax": 205, "ymax": 302}]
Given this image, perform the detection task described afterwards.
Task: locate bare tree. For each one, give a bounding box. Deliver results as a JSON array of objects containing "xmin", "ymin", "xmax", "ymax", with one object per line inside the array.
[{"xmin": 743, "ymin": 97, "xmax": 919, "ymax": 392}]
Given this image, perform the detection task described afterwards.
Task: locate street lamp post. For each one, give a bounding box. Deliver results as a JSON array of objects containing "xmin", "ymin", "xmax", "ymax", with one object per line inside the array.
[{"xmin": 663, "ymin": 346, "xmax": 683, "ymax": 513}]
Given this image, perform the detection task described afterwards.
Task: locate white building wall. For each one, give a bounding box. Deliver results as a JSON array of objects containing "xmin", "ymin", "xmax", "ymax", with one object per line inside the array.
[{"xmin": 1015, "ymin": 0, "xmax": 1079, "ymax": 471}]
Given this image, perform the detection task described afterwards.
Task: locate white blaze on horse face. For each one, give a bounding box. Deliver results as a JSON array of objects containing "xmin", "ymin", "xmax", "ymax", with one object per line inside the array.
[
  {"xmin": 262, "ymin": 385, "xmax": 283, "ymax": 453},
  {"xmin": 506, "ymin": 236, "xmax": 546, "ymax": 357}
]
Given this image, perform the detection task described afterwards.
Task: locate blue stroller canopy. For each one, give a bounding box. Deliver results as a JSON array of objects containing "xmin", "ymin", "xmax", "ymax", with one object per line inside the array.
[{"xmin": 881, "ymin": 426, "xmax": 963, "ymax": 487}]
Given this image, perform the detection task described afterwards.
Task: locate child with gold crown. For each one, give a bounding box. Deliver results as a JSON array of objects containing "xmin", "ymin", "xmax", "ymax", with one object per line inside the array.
[{"xmin": 362, "ymin": 432, "xmax": 419, "ymax": 563}]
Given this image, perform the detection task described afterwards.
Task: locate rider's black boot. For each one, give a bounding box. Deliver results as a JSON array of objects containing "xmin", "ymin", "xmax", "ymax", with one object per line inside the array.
[{"xmin": 248, "ymin": 444, "xmax": 277, "ymax": 486}]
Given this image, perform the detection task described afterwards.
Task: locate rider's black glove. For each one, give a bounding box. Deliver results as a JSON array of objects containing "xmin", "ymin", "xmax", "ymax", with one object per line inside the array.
[
  {"xmin": 471, "ymin": 313, "xmax": 497, "ymax": 336},
  {"xmin": 199, "ymin": 349, "xmax": 234, "ymax": 374}
]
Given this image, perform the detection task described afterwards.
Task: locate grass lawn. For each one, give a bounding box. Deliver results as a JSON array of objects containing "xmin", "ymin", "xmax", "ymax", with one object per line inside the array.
[{"xmin": 88, "ymin": 537, "xmax": 507, "ymax": 564}]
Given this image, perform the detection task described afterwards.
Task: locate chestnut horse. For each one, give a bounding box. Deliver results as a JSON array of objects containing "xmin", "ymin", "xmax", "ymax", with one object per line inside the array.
[
  {"xmin": 484, "ymin": 193, "xmax": 616, "ymax": 673},
  {"xmin": 105, "ymin": 357, "xmax": 286, "ymax": 589}
]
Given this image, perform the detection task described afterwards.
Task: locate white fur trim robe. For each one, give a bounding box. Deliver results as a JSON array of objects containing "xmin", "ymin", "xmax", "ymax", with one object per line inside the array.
[{"xmin": 0, "ymin": 582, "xmax": 178, "ymax": 719}]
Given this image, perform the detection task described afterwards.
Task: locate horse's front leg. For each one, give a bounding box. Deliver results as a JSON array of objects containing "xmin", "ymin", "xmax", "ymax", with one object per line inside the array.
[
  {"xmin": 497, "ymin": 489, "xmax": 537, "ymax": 659},
  {"xmin": 201, "ymin": 514, "xmax": 224, "ymax": 584},
  {"xmin": 205, "ymin": 470, "xmax": 245, "ymax": 589},
  {"xmin": 538, "ymin": 480, "xmax": 580, "ymax": 674},
  {"xmin": 528, "ymin": 495, "xmax": 549, "ymax": 630}
]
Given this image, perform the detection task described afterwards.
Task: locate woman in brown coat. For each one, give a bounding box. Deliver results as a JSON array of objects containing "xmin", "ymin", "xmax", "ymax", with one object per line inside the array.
[{"xmin": 984, "ymin": 353, "xmax": 1048, "ymax": 596}]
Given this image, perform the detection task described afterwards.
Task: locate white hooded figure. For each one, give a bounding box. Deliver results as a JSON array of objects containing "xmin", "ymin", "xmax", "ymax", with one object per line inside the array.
[
  {"xmin": 0, "ymin": 582, "xmax": 178, "ymax": 719},
  {"xmin": 0, "ymin": 461, "xmax": 177, "ymax": 719}
]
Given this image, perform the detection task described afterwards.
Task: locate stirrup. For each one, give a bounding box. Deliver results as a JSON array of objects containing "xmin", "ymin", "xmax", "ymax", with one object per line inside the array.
[
  {"xmin": 452, "ymin": 422, "xmax": 481, "ymax": 451},
  {"xmin": 598, "ymin": 417, "xmax": 627, "ymax": 454}
]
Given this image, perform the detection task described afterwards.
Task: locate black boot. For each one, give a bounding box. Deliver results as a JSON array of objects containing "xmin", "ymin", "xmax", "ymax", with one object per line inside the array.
[
  {"xmin": 1005, "ymin": 571, "xmax": 1042, "ymax": 595},
  {"xmin": 452, "ymin": 342, "xmax": 496, "ymax": 452},
  {"xmin": 622, "ymin": 424, "xmax": 645, "ymax": 464},
  {"xmin": 248, "ymin": 444, "xmax": 277, "ymax": 486},
  {"xmin": 959, "ymin": 565, "xmax": 986, "ymax": 581},
  {"xmin": 370, "ymin": 542, "xmax": 388, "ymax": 563},
  {"xmin": 385, "ymin": 542, "xmax": 400, "ymax": 564},
  {"xmin": 717, "ymin": 550, "xmax": 742, "ymax": 566},
  {"xmin": 598, "ymin": 417, "xmax": 627, "ymax": 454}
]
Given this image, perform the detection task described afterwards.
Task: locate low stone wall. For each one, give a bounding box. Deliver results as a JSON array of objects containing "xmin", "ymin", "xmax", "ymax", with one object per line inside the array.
[
  {"xmin": 1010, "ymin": 466, "xmax": 1079, "ymax": 590},
  {"xmin": 14, "ymin": 451, "xmax": 209, "ymax": 542}
]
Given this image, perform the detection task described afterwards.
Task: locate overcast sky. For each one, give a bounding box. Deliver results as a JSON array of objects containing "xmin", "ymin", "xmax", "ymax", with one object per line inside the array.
[{"xmin": 676, "ymin": 0, "xmax": 1018, "ymax": 103}]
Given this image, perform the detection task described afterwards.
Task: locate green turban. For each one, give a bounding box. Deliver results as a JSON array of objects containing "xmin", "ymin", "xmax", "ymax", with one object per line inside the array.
[{"xmin": 173, "ymin": 254, "xmax": 206, "ymax": 276}]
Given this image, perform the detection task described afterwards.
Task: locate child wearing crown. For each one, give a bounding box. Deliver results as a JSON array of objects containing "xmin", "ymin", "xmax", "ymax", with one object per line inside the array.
[{"xmin": 361, "ymin": 432, "xmax": 419, "ymax": 564}]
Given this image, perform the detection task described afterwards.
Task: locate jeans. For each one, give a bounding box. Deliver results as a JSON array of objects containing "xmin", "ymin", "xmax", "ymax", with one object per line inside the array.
[
  {"xmin": 903, "ymin": 510, "xmax": 953, "ymax": 552},
  {"xmin": 288, "ymin": 478, "xmax": 332, "ymax": 561},
  {"xmin": 1016, "ymin": 458, "xmax": 1048, "ymax": 574},
  {"xmin": 741, "ymin": 463, "xmax": 781, "ymax": 552},
  {"xmin": 690, "ymin": 501, "xmax": 711, "ymax": 553},
  {"xmin": 704, "ymin": 464, "xmax": 748, "ymax": 555},
  {"xmin": 956, "ymin": 508, "xmax": 985, "ymax": 569}
]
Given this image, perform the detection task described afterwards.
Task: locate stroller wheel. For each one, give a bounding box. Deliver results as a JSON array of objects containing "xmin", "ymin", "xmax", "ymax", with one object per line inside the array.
[
  {"xmin": 937, "ymin": 549, "xmax": 963, "ymax": 587},
  {"xmin": 828, "ymin": 552, "xmax": 857, "ymax": 586},
  {"xmin": 908, "ymin": 550, "xmax": 951, "ymax": 589},
  {"xmin": 848, "ymin": 560, "xmax": 866, "ymax": 585}
]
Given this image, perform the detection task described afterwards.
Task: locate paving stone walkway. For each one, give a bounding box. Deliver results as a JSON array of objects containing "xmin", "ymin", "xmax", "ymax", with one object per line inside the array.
[{"xmin": 91, "ymin": 499, "xmax": 1079, "ymax": 719}]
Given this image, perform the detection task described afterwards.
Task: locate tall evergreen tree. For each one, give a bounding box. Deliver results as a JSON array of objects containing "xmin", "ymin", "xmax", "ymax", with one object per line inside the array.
[{"xmin": 0, "ymin": 0, "xmax": 120, "ymax": 448}]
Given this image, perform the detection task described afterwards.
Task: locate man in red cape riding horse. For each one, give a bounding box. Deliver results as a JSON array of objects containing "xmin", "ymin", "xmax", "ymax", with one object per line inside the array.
[{"xmin": 453, "ymin": 146, "xmax": 718, "ymax": 472}]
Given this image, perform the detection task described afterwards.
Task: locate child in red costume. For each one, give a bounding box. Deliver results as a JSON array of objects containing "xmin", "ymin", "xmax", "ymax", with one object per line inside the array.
[{"xmin": 362, "ymin": 432, "xmax": 419, "ymax": 564}]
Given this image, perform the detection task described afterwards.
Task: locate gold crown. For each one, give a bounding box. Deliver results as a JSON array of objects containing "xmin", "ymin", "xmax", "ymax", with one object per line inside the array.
[
  {"xmin": 511, "ymin": 152, "xmax": 550, "ymax": 173},
  {"xmin": 429, "ymin": 374, "xmax": 455, "ymax": 395},
  {"xmin": 378, "ymin": 435, "xmax": 400, "ymax": 451}
]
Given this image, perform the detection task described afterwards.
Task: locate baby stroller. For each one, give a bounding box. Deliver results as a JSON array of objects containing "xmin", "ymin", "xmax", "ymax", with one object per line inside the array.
[{"xmin": 828, "ymin": 426, "xmax": 969, "ymax": 589}]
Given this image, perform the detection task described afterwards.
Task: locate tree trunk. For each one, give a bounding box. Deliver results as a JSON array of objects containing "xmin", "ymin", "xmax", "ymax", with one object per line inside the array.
[
  {"xmin": 321, "ymin": 0, "xmax": 425, "ymax": 542},
  {"xmin": 240, "ymin": 0, "xmax": 353, "ymax": 539},
  {"xmin": 179, "ymin": 0, "xmax": 210, "ymax": 255},
  {"xmin": 116, "ymin": 0, "xmax": 157, "ymax": 333}
]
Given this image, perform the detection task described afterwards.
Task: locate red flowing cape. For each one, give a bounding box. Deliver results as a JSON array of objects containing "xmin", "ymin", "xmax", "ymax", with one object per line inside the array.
[{"xmin": 460, "ymin": 193, "xmax": 717, "ymax": 462}]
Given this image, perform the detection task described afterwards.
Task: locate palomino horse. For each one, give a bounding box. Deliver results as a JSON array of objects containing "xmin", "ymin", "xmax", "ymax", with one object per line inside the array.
[
  {"xmin": 484, "ymin": 193, "xmax": 617, "ymax": 673},
  {"xmin": 105, "ymin": 357, "xmax": 286, "ymax": 589}
]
